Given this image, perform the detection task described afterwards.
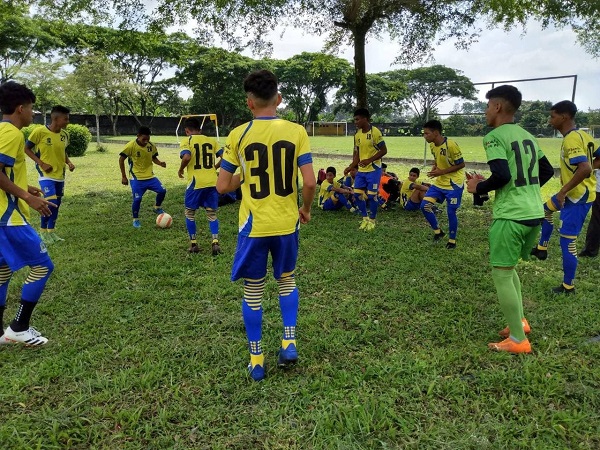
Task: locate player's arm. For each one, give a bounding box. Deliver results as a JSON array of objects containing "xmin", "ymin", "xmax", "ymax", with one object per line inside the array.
[
  {"xmin": 216, "ymin": 159, "xmax": 240, "ymax": 194},
  {"xmin": 435, "ymin": 161, "xmax": 466, "ymax": 175},
  {"xmin": 0, "ymin": 162, "xmax": 55, "ymax": 216},
  {"xmin": 24, "ymin": 144, "xmax": 52, "ymax": 173},
  {"xmin": 538, "ymin": 155, "xmax": 554, "ymax": 187},
  {"xmin": 359, "ymin": 142, "xmax": 387, "ymax": 168},
  {"xmin": 178, "ymin": 152, "xmax": 191, "ymax": 179},
  {"xmin": 118, "ymin": 154, "xmax": 129, "ymax": 185},
  {"xmin": 344, "ymin": 148, "xmax": 360, "ymax": 175},
  {"xmin": 467, "ymin": 159, "xmax": 511, "ymax": 194},
  {"xmin": 65, "ymin": 153, "xmax": 75, "ymax": 171},
  {"xmin": 299, "ymin": 162, "xmax": 317, "ymax": 224},
  {"xmin": 557, "ymin": 159, "xmax": 592, "ymax": 205},
  {"xmin": 152, "ymin": 155, "xmax": 166, "ymax": 168}
]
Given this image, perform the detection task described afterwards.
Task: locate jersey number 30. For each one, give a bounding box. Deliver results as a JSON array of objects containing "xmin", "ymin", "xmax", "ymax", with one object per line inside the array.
[{"xmin": 244, "ymin": 141, "xmax": 295, "ymax": 199}]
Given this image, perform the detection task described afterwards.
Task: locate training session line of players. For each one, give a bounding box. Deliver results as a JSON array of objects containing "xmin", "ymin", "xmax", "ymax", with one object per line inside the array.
[{"xmin": 1, "ymin": 72, "xmax": 599, "ymax": 381}]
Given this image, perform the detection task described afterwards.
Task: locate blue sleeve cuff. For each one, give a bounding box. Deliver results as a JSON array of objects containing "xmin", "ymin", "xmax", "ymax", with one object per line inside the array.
[
  {"xmin": 119, "ymin": 152, "xmax": 128, "ymax": 158},
  {"xmin": 593, "ymin": 147, "xmax": 600, "ymax": 158},
  {"xmin": 180, "ymin": 150, "xmax": 191, "ymax": 159},
  {"xmin": 25, "ymin": 140, "xmax": 35, "ymax": 149},
  {"xmin": 454, "ymin": 158, "xmax": 464, "ymax": 165},
  {"xmin": 377, "ymin": 141, "xmax": 386, "ymax": 149},
  {"xmin": 220, "ymin": 159, "xmax": 238, "ymax": 174},
  {"xmin": 0, "ymin": 153, "xmax": 15, "ymax": 167},
  {"xmin": 570, "ymin": 155, "xmax": 588, "ymax": 165},
  {"xmin": 297, "ymin": 153, "xmax": 313, "ymax": 167},
  {"xmin": 217, "ymin": 148, "xmax": 224, "ymax": 158}
]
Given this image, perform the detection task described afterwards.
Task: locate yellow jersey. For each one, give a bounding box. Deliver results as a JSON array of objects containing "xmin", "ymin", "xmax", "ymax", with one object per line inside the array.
[
  {"xmin": 400, "ymin": 178, "xmax": 423, "ymax": 205},
  {"xmin": 355, "ymin": 126, "xmax": 385, "ymax": 173},
  {"xmin": 318, "ymin": 179, "xmax": 340, "ymax": 207},
  {"xmin": 121, "ymin": 139, "xmax": 159, "ymax": 180},
  {"xmin": 0, "ymin": 121, "xmax": 30, "ymax": 226},
  {"xmin": 180, "ymin": 134, "xmax": 223, "ymax": 189},
  {"xmin": 560, "ymin": 129, "xmax": 599, "ymax": 204},
  {"xmin": 430, "ymin": 138, "xmax": 465, "ymax": 189},
  {"xmin": 26, "ymin": 125, "xmax": 70, "ymax": 180},
  {"xmin": 221, "ymin": 118, "xmax": 312, "ymax": 237}
]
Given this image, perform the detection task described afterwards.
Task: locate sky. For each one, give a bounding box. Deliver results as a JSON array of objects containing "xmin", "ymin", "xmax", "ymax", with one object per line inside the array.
[{"xmin": 239, "ymin": 20, "xmax": 599, "ymax": 114}]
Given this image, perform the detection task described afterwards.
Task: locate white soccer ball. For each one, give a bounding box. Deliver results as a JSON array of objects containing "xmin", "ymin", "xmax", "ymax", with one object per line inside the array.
[{"xmin": 156, "ymin": 213, "xmax": 173, "ymax": 228}]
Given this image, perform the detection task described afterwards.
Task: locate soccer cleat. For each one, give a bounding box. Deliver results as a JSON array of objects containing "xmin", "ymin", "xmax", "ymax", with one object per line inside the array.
[
  {"xmin": 3, "ymin": 326, "xmax": 48, "ymax": 346},
  {"xmin": 433, "ymin": 230, "xmax": 446, "ymax": 242},
  {"xmin": 49, "ymin": 233, "xmax": 64, "ymax": 242},
  {"xmin": 578, "ymin": 249, "xmax": 598, "ymax": 257},
  {"xmin": 0, "ymin": 331, "xmax": 13, "ymax": 345},
  {"xmin": 153, "ymin": 207, "xmax": 165, "ymax": 214},
  {"xmin": 364, "ymin": 219, "xmax": 376, "ymax": 232},
  {"xmin": 247, "ymin": 363, "xmax": 265, "ymax": 381},
  {"xmin": 188, "ymin": 243, "xmax": 200, "ymax": 254},
  {"xmin": 211, "ymin": 240, "xmax": 222, "ymax": 256},
  {"xmin": 488, "ymin": 337, "xmax": 531, "ymax": 354},
  {"xmin": 277, "ymin": 343, "xmax": 298, "ymax": 368},
  {"xmin": 445, "ymin": 241, "xmax": 456, "ymax": 249},
  {"xmin": 132, "ymin": 219, "xmax": 141, "ymax": 228},
  {"xmin": 40, "ymin": 233, "xmax": 53, "ymax": 245},
  {"xmin": 359, "ymin": 217, "xmax": 369, "ymax": 230},
  {"xmin": 530, "ymin": 247, "xmax": 548, "ymax": 261},
  {"xmin": 551, "ymin": 284, "xmax": 575, "ymax": 295},
  {"xmin": 499, "ymin": 318, "xmax": 531, "ymax": 338}
]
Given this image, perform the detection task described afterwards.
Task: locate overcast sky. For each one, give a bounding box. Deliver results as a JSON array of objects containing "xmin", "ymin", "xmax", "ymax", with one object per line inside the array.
[{"xmin": 243, "ymin": 20, "xmax": 599, "ymax": 114}]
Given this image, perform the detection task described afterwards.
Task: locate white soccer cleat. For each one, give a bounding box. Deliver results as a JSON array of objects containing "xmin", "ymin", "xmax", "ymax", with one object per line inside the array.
[
  {"xmin": 3, "ymin": 326, "xmax": 48, "ymax": 346},
  {"xmin": 0, "ymin": 331, "xmax": 13, "ymax": 345}
]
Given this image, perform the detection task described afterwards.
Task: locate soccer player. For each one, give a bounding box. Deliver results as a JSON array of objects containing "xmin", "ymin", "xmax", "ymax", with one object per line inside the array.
[
  {"xmin": 530, "ymin": 100, "xmax": 600, "ymax": 294},
  {"xmin": 24, "ymin": 105, "xmax": 75, "ymax": 244},
  {"xmin": 216, "ymin": 69, "xmax": 316, "ymax": 382},
  {"xmin": 400, "ymin": 167, "xmax": 429, "ymax": 211},
  {"xmin": 318, "ymin": 166, "xmax": 355, "ymax": 212},
  {"xmin": 421, "ymin": 120, "xmax": 465, "ymax": 249},
  {"xmin": 467, "ymin": 85, "xmax": 554, "ymax": 353},
  {"xmin": 343, "ymin": 108, "xmax": 387, "ymax": 231},
  {"xmin": 0, "ymin": 81, "xmax": 56, "ymax": 346},
  {"xmin": 178, "ymin": 117, "xmax": 223, "ymax": 255},
  {"xmin": 118, "ymin": 126, "xmax": 167, "ymax": 228},
  {"xmin": 579, "ymin": 169, "xmax": 600, "ymax": 258}
]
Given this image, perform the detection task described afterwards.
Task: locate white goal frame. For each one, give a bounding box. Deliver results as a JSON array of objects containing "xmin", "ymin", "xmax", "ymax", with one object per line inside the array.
[{"xmin": 176, "ymin": 114, "xmax": 219, "ymax": 143}]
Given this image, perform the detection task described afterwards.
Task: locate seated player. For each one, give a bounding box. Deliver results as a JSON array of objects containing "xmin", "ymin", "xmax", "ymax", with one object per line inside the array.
[
  {"xmin": 318, "ymin": 167, "xmax": 355, "ymax": 212},
  {"xmin": 378, "ymin": 163, "xmax": 401, "ymax": 210},
  {"xmin": 400, "ymin": 167, "xmax": 430, "ymax": 211}
]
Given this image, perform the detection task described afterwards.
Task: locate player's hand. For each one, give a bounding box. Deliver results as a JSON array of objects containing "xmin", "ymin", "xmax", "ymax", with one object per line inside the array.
[
  {"xmin": 68, "ymin": 162, "xmax": 75, "ymax": 172},
  {"xmin": 159, "ymin": 161, "xmax": 167, "ymax": 168},
  {"xmin": 427, "ymin": 166, "xmax": 443, "ymax": 177},
  {"xmin": 555, "ymin": 191, "xmax": 566, "ymax": 208},
  {"xmin": 40, "ymin": 162, "xmax": 53, "ymax": 173},
  {"xmin": 343, "ymin": 166, "xmax": 352, "ymax": 176},
  {"xmin": 27, "ymin": 185, "xmax": 43, "ymax": 197},
  {"xmin": 26, "ymin": 194, "xmax": 56, "ymax": 217},
  {"xmin": 178, "ymin": 170, "xmax": 184, "ymax": 179},
  {"xmin": 358, "ymin": 159, "xmax": 371, "ymax": 168},
  {"xmin": 121, "ymin": 176, "xmax": 129, "ymax": 186},
  {"xmin": 466, "ymin": 177, "xmax": 481, "ymax": 194},
  {"xmin": 298, "ymin": 206, "xmax": 311, "ymax": 224}
]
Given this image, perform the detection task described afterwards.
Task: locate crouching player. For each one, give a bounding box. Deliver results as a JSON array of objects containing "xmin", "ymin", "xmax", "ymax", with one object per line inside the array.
[{"xmin": 318, "ymin": 166, "xmax": 355, "ymax": 212}]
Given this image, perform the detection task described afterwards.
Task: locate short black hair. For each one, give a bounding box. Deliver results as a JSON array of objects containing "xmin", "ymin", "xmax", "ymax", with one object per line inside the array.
[
  {"xmin": 423, "ymin": 120, "xmax": 442, "ymax": 133},
  {"xmin": 184, "ymin": 117, "xmax": 202, "ymax": 131},
  {"xmin": 0, "ymin": 81, "xmax": 36, "ymax": 115},
  {"xmin": 409, "ymin": 167, "xmax": 420, "ymax": 177},
  {"xmin": 485, "ymin": 85, "xmax": 522, "ymax": 112},
  {"xmin": 551, "ymin": 100, "xmax": 577, "ymax": 118},
  {"xmin": 326, "ymin": 166, "xmax": 336, "ymax": 176},
  {"xmin": 353, "ymin": 108, "xmax": 370, "ymax": 119},
  {"xmin": 137, "ymin": 126, "xmax": 151, "ymax": 136},
  {"xmin": 51, "ymin": 105, "xmax": 70, "ymax": 115},
  {"xmin": 244, "ymin": 70, "xmax": 278, "ymax": 102}
]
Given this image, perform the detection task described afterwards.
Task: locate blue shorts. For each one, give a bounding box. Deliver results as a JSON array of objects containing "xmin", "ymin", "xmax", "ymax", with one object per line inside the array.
[
  {"xmin": 424, "ymin": 184, "xmax": 464, "ymax": 209},
  {"xmin": 39, "ymin": 179, "xmax": 64, "ymax": 198},
  {"xmin": 354, "ymin": 169, "xmax": 382, "ymax": 193},
  {"xmin": 130, "ymin": 177, "xmax": 166, "ymax": 199},
  {"xmin": 560, "ymin": 201, "xmax": 592, "ymax": 236},
  {"xmin": 0, "ymin": 225, "xmax": 52, "ymax": 271},
  {"xmin": 185, "ymin": 187, "xmax": 218, "ymax": 210},
  {"xmin": 322, "ymin": 197, "xmax": 344, "ymax": 211},
  {"xmin": 403, "ymin": 199, "xmax": 420, "ymax": 211},
  {"xmin": 231, "ymin": 231, "xmax": 299, "ymax": 281}
]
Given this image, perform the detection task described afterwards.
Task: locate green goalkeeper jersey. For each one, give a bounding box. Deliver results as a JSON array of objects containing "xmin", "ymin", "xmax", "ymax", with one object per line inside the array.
[{"xmin": 483, "ymin": 123, "xmax": 545, "ymax": 221}]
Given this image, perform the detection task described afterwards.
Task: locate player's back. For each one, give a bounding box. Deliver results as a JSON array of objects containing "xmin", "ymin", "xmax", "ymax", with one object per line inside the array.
[
  {"xmin": 182, "ymin": 134, "xmax": 221, "ymax": 189},
  {"xmin": 484, "ymin": 124, "xmax": 544, "ymax": 221},
  {"xmin": 224, "ymin": 118, "xmax": 311, "ymax": 237}
]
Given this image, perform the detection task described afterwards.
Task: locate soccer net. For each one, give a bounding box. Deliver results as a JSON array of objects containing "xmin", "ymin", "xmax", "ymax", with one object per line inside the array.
[{"xmin": 308, "ymin": 121, "xmax": 348, "ymax": 136}]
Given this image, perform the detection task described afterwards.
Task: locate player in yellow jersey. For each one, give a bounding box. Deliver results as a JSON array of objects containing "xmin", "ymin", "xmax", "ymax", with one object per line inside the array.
[
  {"xmin": 119, "ymin": 126, "xmax": 167, "ymax": 228},
  {"xmin": 178, "ymin": 117, "xmax": 223, "ymax": 255},
  {"xmin": 531, "ymin": 100, "xmax": 600, "ymax": 294},
  {"xmin": 343, "ymin": 108, "xmax": 388, "ymax": 231},
  {"xmin": 400, "ymin": 167, "xmax": 430, "ymax": 211},
  {"xmin": 24, "ymin": 105, "xmax": 75, "ymax": 244},
  {"xmin": 421, "ymin": 120, "xmax": 465, "ymax": 249},
  {"xmin": 318, "ymin": 166, "xmax": 355, "ymax": 212},
  {"xmin": 0, "ymin": 81, "xmax": 56, "ymax": 346},
  {"xmin": 216, "ymin": 70, "xmax": 316, "ymax": 382}
]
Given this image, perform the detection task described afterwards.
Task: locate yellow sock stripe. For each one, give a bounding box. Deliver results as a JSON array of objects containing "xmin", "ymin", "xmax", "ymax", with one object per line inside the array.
[
  {"xmin": 559, "ymin": 234, "xmax": 577, "ymax": 239},
  {"xmin": 0, "ymin": 265, "xmax": 12, "ymax": 284},
  {"xmin": 545, "ymin": 199, "xmax": 559, "ymax": 212},
  {"xmin": 277, "ymin": 275, "xmax": 296, "ymax": 296},
  {"xmin": 46, "ymin": 195, "xmax": 58, "ymax": 200},
  {"xmin": 184, "ymin": 208, "xmax": 196, "ymax": 220},
  {"xmin": 205, "ymin": 208, "xmax": 217, "ymax": 221},
  {"xmin": 544, "ymin": 208, "xmax": 554, "ymax": 221},
  {"xmin": 24, "ymin": 265, "xmax": 49, "ymax": 284},
  {"xmin": 244, "ymin": 278, "xmax": 265, "ymax": 310},
  {"xmin": 568, "ymin": 241, "xmax": 577, "ymax": 256},
  {"xmin": 423, "ymin": 201, "xmax": 436, "ymax": 212}
]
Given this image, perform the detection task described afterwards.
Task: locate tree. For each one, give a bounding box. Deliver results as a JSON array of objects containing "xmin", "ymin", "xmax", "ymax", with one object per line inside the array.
[
  {"xmin": 18, "ymin": 60, "xmax": 67, "ymax": 123},
  {"xmin": 274, "ymin": 52, "xmax": 352, "ymax": 123}
]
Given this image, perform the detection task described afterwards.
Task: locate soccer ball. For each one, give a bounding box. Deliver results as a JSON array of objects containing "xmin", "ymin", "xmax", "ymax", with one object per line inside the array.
[{"xmin": 156, "ymin": 213, "xmax": 173, "ymax": 228}]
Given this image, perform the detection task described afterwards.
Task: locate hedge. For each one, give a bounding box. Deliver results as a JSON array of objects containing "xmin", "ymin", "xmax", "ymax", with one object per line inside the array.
[{"xmin": 20, "ymin": 123, "xmax": 92, "ymax": 157}]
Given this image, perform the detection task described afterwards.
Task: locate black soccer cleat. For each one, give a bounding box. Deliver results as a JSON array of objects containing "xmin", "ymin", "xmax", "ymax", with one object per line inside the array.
[
  {"xmin": 530, "ymin": 247, "xmax": 548, "ymax": 261},
  {"xmin": 433, "ymin": 230, "xmax": 446, "ymax": 242},
  {"xmin": 551, "ymin": 284, "xmax": 575, "ymax": 295}
]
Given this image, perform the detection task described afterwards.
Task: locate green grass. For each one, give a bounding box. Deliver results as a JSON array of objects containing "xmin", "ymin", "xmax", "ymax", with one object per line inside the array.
[
  {"xmin": 1, "ymin": 144, "xmax": 600, "ymax": 448},
  {"xmin": 103, "ymin": 135, "xmax": 584, "ymax": 167}
]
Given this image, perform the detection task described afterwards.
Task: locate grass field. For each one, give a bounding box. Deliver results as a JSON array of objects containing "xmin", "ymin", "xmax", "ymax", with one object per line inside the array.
[
  {"xmin": 102, "ymin": 135, "xmax": 573, "ymax": 167},
  {"xmin": 1, "ymin": 143, "xmax": 600, "ymax": 448}
]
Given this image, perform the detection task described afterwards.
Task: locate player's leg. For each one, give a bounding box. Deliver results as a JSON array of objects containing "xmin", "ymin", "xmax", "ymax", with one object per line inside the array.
[
  {"xmin": 322, "ymin": 197, "xmax": 343, "ymax": 211},
  {"xmin": 184, "ymin": 187, "xmax": 200, "ymax": 253},
  {"xmin": 38, "ymin": 180, "xmax": 54, "ymax": 244},
  {"xmin": 488, "ymin": 220, "xmax": 531, "ymax": 353},
  {"xmin": 445, "ymin": 184, "xmax": 463, "ymax": 249},
  {"xmin": 231, "ymin": 235, "xmax": 269, "ymax": 381},
  {"xmin": 0, "ymin": 226, "xmax": 53, "ymax": 345},
  {"xmin": 148, "ymin": 177, "xmax": 166, "ymax": 214},
  {"xmin": 47, "ymin": 181, "xmax": 65, "ymax": 242},
  {"xmin": 532, "ymin": 196, "xmax": 560, "ymax": 260},
  {"xmin": 580, "ymin": 195, "xmax": 600, "ymax": 257},
  {"xmin": 201, "ymin": 187, "xmax": 221, "ymax": 255},
  {"xmin": 271, "ymin": 231, "xmax": 300, "ymax": 367},
  {"xmin": 421, "ymin": 186, "xmax": 445, "ymax": 241},
  {"xmin": 366, "ymin": 169, "xmax": 382, "ymax": 226},
  {"xmin": 334, "ymin": 192, "xmax": 354, "ymax": 211},
  {"xmin": 130, "ymin": 179, "xmax": 144, "ymax": 227},
  {"xmin": 353, "ymin": 172, "xmax": 369, "ymax": 227},
  {"xmin": 0, "ymin": 260, "xmax": 13, "ymax": 344}
]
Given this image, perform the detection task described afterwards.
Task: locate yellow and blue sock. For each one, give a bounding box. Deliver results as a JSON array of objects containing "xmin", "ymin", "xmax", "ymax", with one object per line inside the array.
[{"xmin": 243, "ymin": 278, "xmax": 265, "ymax": 367}]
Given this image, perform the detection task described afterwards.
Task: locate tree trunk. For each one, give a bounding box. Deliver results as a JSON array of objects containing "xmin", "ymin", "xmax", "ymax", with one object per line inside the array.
[
  {"xmin": 95, "ymin": 113, "xmax": 101, "ymax": 144},
  {"xmin": 353, "ymin": 28, "xmax": 368, "ymax": 109}
]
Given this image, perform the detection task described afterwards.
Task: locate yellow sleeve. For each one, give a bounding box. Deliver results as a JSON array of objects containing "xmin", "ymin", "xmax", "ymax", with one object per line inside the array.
[{"xmin": 448, "ymin": 140, "xmax": 463, "ymax": 161}]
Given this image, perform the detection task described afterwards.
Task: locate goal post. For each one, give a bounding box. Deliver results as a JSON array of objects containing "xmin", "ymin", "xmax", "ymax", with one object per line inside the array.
[
  {"xmin": 308, "ymin": 121, "xmax": 348, "ymax": 136},
  {"xmin": 176, "ymin": 114, "xmax": 220, "ymax": 143}
]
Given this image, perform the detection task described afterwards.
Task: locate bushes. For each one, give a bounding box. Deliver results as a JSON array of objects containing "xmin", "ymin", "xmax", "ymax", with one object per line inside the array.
[
  {"xmin": 21, "ymin": 123, "xmax": 92, "ymax": 157},
  {"xmin": 65, "ymin": 124, "xmax": 92, "ymax": 157}
]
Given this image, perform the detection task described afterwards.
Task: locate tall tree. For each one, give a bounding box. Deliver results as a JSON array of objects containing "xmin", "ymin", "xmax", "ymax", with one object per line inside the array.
[{"xmin": 17, "ymin": 60, "xmax": 67, "ymax": 123}]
